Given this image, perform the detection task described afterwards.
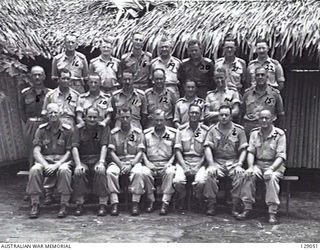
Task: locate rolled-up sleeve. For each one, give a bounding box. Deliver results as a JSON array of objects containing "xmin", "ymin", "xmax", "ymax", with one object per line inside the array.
[
  {"xmin": 238, "ymin": 129, "xmax": 248, "ymax": 151},
  {"xmin": 247, "ymin": 132, "xmax": 257, "ymax": 155},
  {"xmin": 276, "ymin": 133, "xmax": 287, "ymax": 160},
  {"xmin": 174, "ymin": 129, "xmax": 183, "ymax": 151}
]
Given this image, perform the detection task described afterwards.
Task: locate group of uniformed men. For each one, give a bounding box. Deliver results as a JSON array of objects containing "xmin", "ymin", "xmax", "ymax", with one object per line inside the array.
[{"xmin": 20, "ymin": 32, "xmax": 286, "ymax": 225}]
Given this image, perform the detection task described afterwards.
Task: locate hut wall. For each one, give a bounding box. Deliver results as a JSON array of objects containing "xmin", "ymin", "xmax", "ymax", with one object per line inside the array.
[
  {"xmin": 283, "ymin": 72, "xmax": 320, "ymax": 169},
  {"xmin": 0, "ymin": 73, "xmax": 27, "ymax": 167}
]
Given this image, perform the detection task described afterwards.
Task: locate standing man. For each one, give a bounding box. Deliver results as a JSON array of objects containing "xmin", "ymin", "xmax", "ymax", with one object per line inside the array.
[
  {"xmin": 204, "ymin": 68, "xmax": 241, "ymax": 126},
  {"xmin": 72, "ymin": 107, "xmax": 109, "ymax": 216},
  {"xmin": 119, "ymin": 31, "xmax": 152, "ymax": 91},
  {"xmin": 150, "ymin": 37, "xmax": 181, "ymax": 98},
  {"xmin": 143, "ymin": 109, "xmax": 185, "ymax": 215},
  {"xmin": 175, "ymin": 104, "xmax": 209, "ymax": 210},
  {"xmin": 178, "ymin": 39, "xmax": 215, "ymax": 98},
  {"xmin": 236, "ymin": 109, "xmax": 286, "ymax": 224},
  {"xmin": 42, "ymin": 68, "xmax": 80, "ymax": 128},
  {"xmin": 20, "ymin": 66, "xmax": 50, "ymax": 167},
  {"xmin": 89, "ymin": 37, "xmax": 120, "ymax": 94},
  {"xmin": 76, "ymin": 73, "xmax": 113, "ymax": 128},
  {"xmin": 27, "ymin": 103, "xmax": 73, "ymax": 219},
  {"xmin": 173, "ymin": 80, "xmax": 205, "ymax": 128},
  {"xmin": 106, "ymin": 107, "xmax": 145, "ymax": 216},
  {"xmin": 215, "ymin": 38, "xmax": 247, "ymax": 92},
  {"xmin": 247, "ymin": 39, "xmax": 285, "ymax": 90},
  {"xmin": 112, "ymin": 70, "xmax": 148, "ymax": 129},
  {"xmin": 145, "ymin": 68, "xmax": 177, "ymax": 127},
  {"xmin": 242, "ymin": 67, "xmax": 284, "ymax": 136},
  {"xmin": 203, "ymin": 103, "xmax": 248, "ymax": 216},
  {"xmin": 52, "ymin": 34, "xmax": 89, "ymax": 94}
]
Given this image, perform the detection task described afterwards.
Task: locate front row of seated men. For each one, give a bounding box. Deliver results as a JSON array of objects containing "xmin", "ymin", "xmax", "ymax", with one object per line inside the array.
[{"xmin": 26, "ymin": 102, "xmax": 286, "ymax": 225}]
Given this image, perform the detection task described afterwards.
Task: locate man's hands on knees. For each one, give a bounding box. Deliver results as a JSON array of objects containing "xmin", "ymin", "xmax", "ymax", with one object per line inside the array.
[
  {"xmin": 75, "ymin": 164, "xmax": 85, "ymax": 176},
  {"xmin": 95, "ymin": 162, "xmax": 106, "ymax": 175},
  {"xmin": 44, "ymin": 163, "xmax": 60, "ymax": 175},
  {"xmin": 263, "ymin": 168, "xmax": 274, "ymax": 180}
]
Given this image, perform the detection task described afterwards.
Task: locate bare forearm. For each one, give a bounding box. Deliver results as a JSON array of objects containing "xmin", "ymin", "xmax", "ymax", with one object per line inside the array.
[
  {"xmin": 110, "ymin": 151, "xmax": 123, "ymax": 167},
  {"xmin": 205, "ymin": 147, "xmax": 214, "ymax": 166},
  {"xmin": 247, "ymin": 152, "xmax": 255, "ymax": 168},
  {"xmin": 132, "ymin": 151, "xmax": 142, "ymax": 165},
  {"xmin": 270, "ymin": 157, "xmax": 284, "ymax": 171},
  {"xmin": 33, "ymin": 148, "xmax": 49, "ymax": 168},
  {"xmin": 99, "ymin": 145, "xmax": 107, "ymax": 163},
  {"xmin": 56, "ymin": 151, "xmax": 70, "ymax": 165},
  {"xmin": 176, "ymin": 150, "xmax": 187, "ymax": 169},
  {"xmin": 238, "ymin": 149, "xmax": 247, "ymax": 165},
  {"xmin": 72, "ymin": 147, "xmax": 82, "ymax": 166}
]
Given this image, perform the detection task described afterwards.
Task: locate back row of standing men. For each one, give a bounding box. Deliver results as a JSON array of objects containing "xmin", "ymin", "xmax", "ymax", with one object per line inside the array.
[{"xmin": 20, "ymin": 32, "xmax": 286, "ymax": 225}]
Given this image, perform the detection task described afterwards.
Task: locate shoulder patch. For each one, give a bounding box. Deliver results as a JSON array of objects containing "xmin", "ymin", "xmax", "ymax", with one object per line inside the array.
[
  {"xmin": 39, "ymin": 123, "xmax": 49, "ymax": 129},
  {"xmin": 111, "ymin": 127, "xmax": 121, "ymax": 134},
  {"xmin": 21, "ymin": 87, "xmax": 32, "ymax": 94},
  {"xmin": 61, "ymin": 123, "xmax": 71, "ymax": 130}
]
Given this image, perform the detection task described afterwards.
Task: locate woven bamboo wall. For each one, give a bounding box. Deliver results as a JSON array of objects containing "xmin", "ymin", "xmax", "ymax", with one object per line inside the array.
[
  {"xmin": 283, "ymin": 72, "xmax": 320, "ymax": 169},
  {"xmin": 0, "ymin": 73, "xmax": 27, "ymax": 166}
]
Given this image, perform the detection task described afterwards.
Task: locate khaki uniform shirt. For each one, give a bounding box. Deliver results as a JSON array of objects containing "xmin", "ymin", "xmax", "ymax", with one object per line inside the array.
[
  {"xmin": 248, "ymin": 126, "xmax": 286, "ymax": 163},
  {"xmin": 89, "ymin": 56, "xmax": 120, "ymax": 90},
  {"xmin": 150, "ymin": 56, "xmax": 181, "ymax": 86},
  {"xmin": 247, "ymin": 57, "xmax": 285, "ymax": 88},
  {"xmin": 52, "ymin": 51, "xmax": 89, "ymax": 80},
  {"xmin": 173, "ymin": 97, "xmax": 205, "ymax": 125},
  {"xmin": 76, "ymin": 91, "xmax": 113, "ymax": 121},
  {"xmin": 33, "ymin": 122, "xmax": 73, "ymax": 155},
  {"xmin": 42, "ymin": 87, "xmax": 79, "ymax": 118},
  {"xmin": 108, "ymin": 126, "xmax": 145, "ymax": 161},
  {"xmin": 215, "ymin": 57, "xmax": 247, "ymax": 90},
  {"xmin": 144, "ymin": 126, "xmax": 176, "ymax": 163},
  {"xmin": 119, "ymin": 51, "xmax": 152, "ymax": 89},
  {"xmin": 242, "ymin": 86, "xmax": 284, "ymax": 122},
  {"xmin": 145, "ymin": 87, "xmax": 177, "ymax": 121},
  {"xmin": 204, "ymin": 122, "xmax": 248, "ymax": 164},
  {"xmin": 20, "ymin": 86, "xmax": 50, "ymax": 121}
]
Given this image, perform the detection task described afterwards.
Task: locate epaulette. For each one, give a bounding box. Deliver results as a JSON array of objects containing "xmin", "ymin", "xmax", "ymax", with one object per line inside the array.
[
  {"xmin": 166, "ymin": 126, "xmax": 177, "ymax": 134},
  {"xmin": 111, "ymin": 56, "xmax": 121, "ymax": 63},
  {"xmin": 21, "ymin": 87, "xmax": 32, "ymax": 94},
  {"xmin": 270, "ymin": 86, "xmax": 280, "ymax": 94},
  {"xmin": 69, "ymin": 88, "xmax": 80, "ymax": 96},
  {"xmin": 244, "ymin": 86, "xmax": 255, "ymax": 93},
  {"xmin": 215, "ymin": 57, "xmax": 224, "ymax": 63},
  {"xmin": 166, "ymin": 87, "xmax": 176, "ymax": 95},
  {"xmin": 144, "ymin": 51, "xmax": 152, "ymax": 58},
  {"xmin": 150, "ymin": 57, "xmax": 159, "ymax": 65},
  {"xmin": 77, "ymin": 123, "xmax": 85, "ymax": 129},
  {"xmin": 90, "ymin": 57, "xmax": 100, "ymax": 63},
  {"xmin": 250, "ymin": 127, "xmax": 260, "ymax": 135},
  {"xmin": 206, "ymin": 90, "xmax": 217, "ymax": 95},
  {"xmin": 75, "ymin": 51, "xmax": 87, "ymax": 60},
  {"xmin": 182, "ymin": 58, "xmax": 191, "ymax": 63},
  {"xmin": 112, "ymin": 89, "xmax": 122, "ymax": 96},
  {"xmin": 80, "ymin": 92, "xmax": 90, "ymax": 98},
  {"xmin": 135, "ymin": 88, "xmax": 146, "ymax": 96},
  {"xmin": 248, "ymin": 59, "xmax": 258, "ymax": 65},
  {"xmin": 269, "ymin": 58, "xmax": 280, "ymax": 65},
  {"xmin": 175, "ymin": 97, "xmax": 187, "ymax": 104},
  {"xmin": 171, "ymin": 56, "xmax": 182, "ymax": 64},
  {"xmin": 179, "ymin": 123, "xmax": 189, "ymax": 130},
  {"xmin": 102, "ymin": 92, "xmax": 111, "ymax": 98},
  {"xmin": 132, "ymin": 127, "xmax": 142, "ymax": 134},
  {"xmin": 200, "ymin": 123, "xmax": 209, "ymax": 131},
  {"xmin": 203, "ymin": 57, "xmax": 213, "ymax": 63},
  {"xmin": 143, "ymin": 127, "xmax": 153, "ymax": 134},
  {"xmin": 54, "ymin": 53, "xmax": 64, "ymax": 60},
  {"xmin": 144, "ymin": 88, "xmax": 153, "ymax": 95},
  {"xmin": 234, "ymin": 123, "xmax": 245, "ymax": 130},
  {"xmin": 237, "ymin": 57, "xmax": 246, "ymax": 65},
  {"xmin": 274, "ymin": 127, "xmax": 285, "ymax": 136},
  {"xmin": 39, "ymin": 123, "xmax": 49, "ymax": 129},
  {"xmin": 61, "ymin": 123, "xmax": 72, "ymax": 130},
  {"xmin": 111, "ymin": 127, "xmax": 121, "ymax": 134},
  {"xmin": 121, "ymin": 52, "xmax": 130, "ymax": 60}
]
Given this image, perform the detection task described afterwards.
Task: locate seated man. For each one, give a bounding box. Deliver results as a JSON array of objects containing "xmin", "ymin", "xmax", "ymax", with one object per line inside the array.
[
  {"xmin": 203, "ymin": 103, "xmax": 248, "ymax": 216},
  {"xmin": 26, "ymin": 103, "xmax": 73, "ymax": 219},
  {"xmin": 143, "ymin": 109, "xmax": 185, "ymax": 215},
  {"xmin": 175, "ymin": 104, "xmax": 208, "ymax": 211},
  {"xmin": 106, "ymin": 107, "xmax": 145, "ymax": 216},
  {"xmin": 72, "ymin": 107, "xmax": 109, "ymax": 216},
  {"xmin": 237, "ymin": 109, "xmax": 286, "ymax": 224}
]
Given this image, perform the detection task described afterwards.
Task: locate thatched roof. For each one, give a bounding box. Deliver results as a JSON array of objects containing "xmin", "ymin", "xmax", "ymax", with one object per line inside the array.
[{"xmin": 1, "ymin": 0, "xmax": 320, "ymax": 62}]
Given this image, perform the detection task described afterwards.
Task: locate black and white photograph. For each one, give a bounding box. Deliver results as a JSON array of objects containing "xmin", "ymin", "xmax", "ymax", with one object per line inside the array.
[{"xmin": 0, "ymin": 0, "xmax": 319, "ymax": 246}]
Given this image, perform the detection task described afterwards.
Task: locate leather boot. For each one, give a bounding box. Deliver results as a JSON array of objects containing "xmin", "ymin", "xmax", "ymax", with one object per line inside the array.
[
  {"xmin": 205, "ymin": 199, "xmax": 216, "ymax": 216},
  {"xmin": 98, "ymin": 204, "xmax": 107, "ymax": 216},
  {"xmin": 146, "ymin": 201, "xmax": 154, "ymax": 213},
  {"xmin": 110, "ymin": 204, "xmax": 119, "ymax": 216},
  {"xmin": 57, "ymin": 204, "xmax": 68, "ymax": 218},
  {"xmin": 43, "ymin": 193, "xmax": 53, "ymax": 205},
  {"xmin": 29, "ymin": 203, "xmax": 40, "ymax": 219},
  {"xmin": 236, "ymin": 209, "xmax": 252, "ymax": 220},
  {"xmin": 268, "ymin": 213, "xmax": 278, "ymax": 224},
  {"xmin": 75, "ymin": 204, "xmax": 84, "ymax": 216},
  {"xmin": 131, "ymin": 202, "xmax": 140, "ymax": 216},
  {"xmin": 159, "ymin": 202, "xmax": 169, "ymax": 215}
]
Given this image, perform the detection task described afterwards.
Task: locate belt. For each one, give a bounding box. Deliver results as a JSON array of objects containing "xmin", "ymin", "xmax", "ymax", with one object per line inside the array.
[{"xmin": 28, "ymin": 117, "xmax": 43, "ymax": 122}]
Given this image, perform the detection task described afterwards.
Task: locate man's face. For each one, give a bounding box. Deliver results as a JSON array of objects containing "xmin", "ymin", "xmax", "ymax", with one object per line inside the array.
[
  {"xmin": 119, "ymin": 111, "xmax": 131, "ymax": 127},
  {"xmin": 85, "ymin": 109, "xmax": 99, "ymax": 126},
  {"xmin": 188, "ymin": 105, "xmax": 201, "ymax": 123},
  {"xmin": 154, "ymin": 114, "xmax": 166, "ymax": 129},
  {"xmin": 255, "ymin": 68, "xmax": 268, "ymax": 86},
  {"xmin": 159, "ymin": 41, "xmax": 171, "ymax": 57},
  {"xmin": 132, "ymin": 34, "xmax": 144, "ymax": 50},
  {"xmin": 122, "ymin": 72, "xmax": 134, "ymax": 89},
  {"xmin": 31, "ymin": 67, "xmax": 45, "ymax": 86},
  {"xmin": 214, "ymin": 73, "xmax": 226, "ymax": 88},
  {"xmin": 223, "ymin": 41, "xmax": 236, "ymax": 57},
  {"xmin": 88, "ymin": 75, "xmax": 101, "ymax": 92},
  {"xmin": 256, "ymin": 42, "xmax": 268, "ymax": 58},
  {"xmin": 59, "ymin": 72, "xmax": 71, "ymax": 88},
  {"xmin": 47, "ymin": 104, "xmax": 60, "ymax": 122},
  {"xmin": 188, "ymin": 44, "xmax": 201, "ymax": 60},
  {"xmin": 100, "ymin": 41, "xmax": 113, "ymax": 57},
  {"xmin": 65, "ymin": 35, "xmax": 77, "ymax": 51},
  {"xmin": 184, "ymin": 81, "xmax": 197, "ymax": 97},
  {"xmin": 259, "ymin": 110, "xmax": 273, "ymax": 128},
  {"xmin": 218, "ymin": 107, "xmax": 232, "ymax": 125},
  {"xmin": 153, "ymin": 70, "xmax": 165, "ymax": 88}
]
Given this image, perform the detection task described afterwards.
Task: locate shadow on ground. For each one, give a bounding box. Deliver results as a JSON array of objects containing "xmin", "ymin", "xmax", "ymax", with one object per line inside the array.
[{"xmin": 0, "ymin": 174, "xmax": 319, "ymax": 243}]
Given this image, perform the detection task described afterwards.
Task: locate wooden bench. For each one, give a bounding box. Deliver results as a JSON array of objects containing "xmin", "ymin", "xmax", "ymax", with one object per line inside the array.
[{"xmin": 282, "ymin": 175, "xmax": 299, "ymax": 215}]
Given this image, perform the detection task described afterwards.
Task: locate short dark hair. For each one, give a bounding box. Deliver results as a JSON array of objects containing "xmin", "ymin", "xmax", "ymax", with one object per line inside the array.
[
  {"xmin": 132, "ymin": 31, "xmax": 144, "ymax": 39},
  {"xmin": 118, "ymin": 106, "xmax": 132, "ymax": 115},
  {"xmin": 88, "ymin": 72, "xmax": 101, "ymax": 81},
  {"xmin": 152, "ymin": 68, "xmax": 166, "ymax": 78},
  {"xmin": 100, "ymin": 36, "xmax": 114, "ymax": 45},
  {"xmin": 120, "ymin": 69, "xmax": 134, "ymax": 78},
  {"xmin": 188, "ymin": 103, "xmax": 202, "ymax": 112},
  {"xmin": 223, "ymin": 36, "xmax": 237, "ymax": 47},
  {"xmin": 254, "ymin": 66, "xmax": 267, "ymax": 74},
  {"xmin": 58, "ymin": 68, "xmax": 72, "ymax": 77},
  {"xmin": 219, "ymin": 102, "xmax": 232, "ymax": 113},
  {"xmin": 255, "ymin": 38, "xmax": 269, "ymax": 46},
  {"xmin": 214, "ymin": 67, "xmax": 227, "ymax": 76},
  {"xmin": 187, "ymin": 38, "xmax": 201, "ymax": 48},
  {"xmin": 184, "ymin": 79, "xmax": 198, "ymax": 88}
]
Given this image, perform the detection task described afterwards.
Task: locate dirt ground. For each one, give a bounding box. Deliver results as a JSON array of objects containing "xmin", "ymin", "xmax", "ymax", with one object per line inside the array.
[{"xmin": 0, "ymin": 174, "xmax": 319, "ymax": 243}]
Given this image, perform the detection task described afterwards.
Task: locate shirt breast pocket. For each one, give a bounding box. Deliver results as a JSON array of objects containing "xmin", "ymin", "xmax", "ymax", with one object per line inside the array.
[
  {"xmin": 181, "ymin": 139, "xmax": 191, "ymax": 152},
  {"xmin": 194, "ymin": 138, "xmax": 204, "ymax": 154}
]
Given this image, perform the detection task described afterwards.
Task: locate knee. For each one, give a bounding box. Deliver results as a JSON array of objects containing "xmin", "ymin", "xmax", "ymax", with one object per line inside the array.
[
  {"xmin": 58, "ymin": 163, "xmax": 71, "ymax": 173},
  {"xmin": 94, "ymin": 165, "xmax": 106, "ymax": 175},
  {"xmin": 106, "ymin": 164, "xmax": 120, "ymax": 177},
  {"xmin": 165, "ymin": 167, "xmax": 176, "ymax": 176},
  {"xmin": 29, "ymin": 164, "xmax": 42, "ymax": 175}
]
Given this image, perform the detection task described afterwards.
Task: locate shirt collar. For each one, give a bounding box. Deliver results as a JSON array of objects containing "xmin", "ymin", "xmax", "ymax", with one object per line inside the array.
[{"xmin": 258, "ymin": 125, "xmax": 278, "ymax": 139}]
